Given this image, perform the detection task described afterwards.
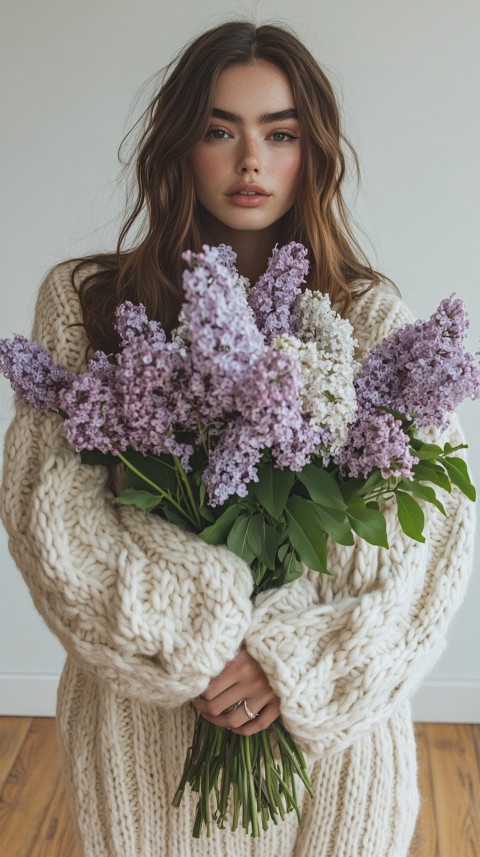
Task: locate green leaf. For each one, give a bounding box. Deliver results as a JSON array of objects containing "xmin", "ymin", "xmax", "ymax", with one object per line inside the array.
[
  {"xmin": 297, "ymin": 464, "xmax": 346, "ymax": 510},
  {"xmin": 408, "ymin": 440, "xmax": 444, "ymax": 459},
  {"xmin": 285, "ymin": 496, "xmax": 328, "ymax": 573},
  {"xmin": 226, "ymin": 515, "xmax": 256, "ymax": 564},
  {"xmin": 122, "ymin": 450, "xmax": 178, "ymax": 494},
  {"xmin": 443, "ymin": 441, "xmax": 468, "ymax": 455},
  {"xmin": 282, "ymin": 549, "xmax": 307, "ymax": 583},
  {"xmin": 398, "ymin": 479, "xmax": 446, "ymax": 516},
  {"xmin": 246, "ymin": 515, "xmax": 283, "ymax": 568},
  {"xmin": 250, "ymin": 560, "xmax": 268, "ymax": 588},
  {"xmin": 313, "ymin": 506, "xmax": 354, "ymax": 546},
  {"xmin": 442, "ymin": 456, "xmax": 476, "ymax": 501},
  {"xmin": 356, "ymin": 469, "xmax": 385, "ymax": 497},
  {"xmin": 112, "ymin": 487, "xmax": 163, "ymax": 511},
  {"xmin": 412, "ymin": 460, "xmax": 451, "ymax": 493},
  {"xmin": 346, "ymin": 498, "xmax": 389, "ymax": 548},
  {"xmin": 252, "ymin": 463, "xmax": 295, "ymax": 518},
  {"xmin": 199, "ymin": 503, "xmax": 216, "ymax": 523},
  {"xmin": 395, "ymin": 491, "xmax": 425, "ymax": 542},
  {"xmin": 198, "ymin": 503, "xmax": 243, "ymax": 544},
  {"xmin": 263, "ymin": 525, "xmax": 284, "ymax": 568},
  {"xmin": 162, "ymin": 504, "xmax": 191, "ymax": 529}
]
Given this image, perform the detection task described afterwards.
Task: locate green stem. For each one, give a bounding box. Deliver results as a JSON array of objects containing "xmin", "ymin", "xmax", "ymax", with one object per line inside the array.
[
  {"xmin": 116, "ymin": 451, "xmax": 197, "ymax": 526},
  {"xmin": 172, "ymin": 454, "xmax": 202, "ymax": 528},
  {"xmin": 171, "ymin": 745, "xmax": 192, "ymax": 807},
  {"xmin": 243, "ymin": 736, "xmax": 260, "ymax": 837},
  {"xmin": 271, "ymin": 723, "xmax": 315, "ymax": 798},
  {"xmin": 271, "ymin": 766, "xmax": 302, "ymax": 824},
  {"xmin": 232, "ymin": 749, "xmax": 241, "ymax": 832}
]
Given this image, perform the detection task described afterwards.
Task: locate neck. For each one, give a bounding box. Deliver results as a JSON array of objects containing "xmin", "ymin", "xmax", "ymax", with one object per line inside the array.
[{"xmin": 198, "ymin": 211, "xmax": 287, "ymax": 283}]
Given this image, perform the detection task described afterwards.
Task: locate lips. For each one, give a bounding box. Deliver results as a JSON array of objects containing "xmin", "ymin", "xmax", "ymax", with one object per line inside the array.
[
  {"xmin": 226, "ymin": 182, "xmax": 271, "ymax": 208},
  {"xmin": 227, "ymin": 182, "xmax": 270, "ymax": 197}
]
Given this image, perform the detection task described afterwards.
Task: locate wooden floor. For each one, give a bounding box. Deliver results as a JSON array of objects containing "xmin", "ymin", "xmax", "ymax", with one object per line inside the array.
[{"xmin": 0, "ymin": 718, "xmax": 478, "ymax": 856}]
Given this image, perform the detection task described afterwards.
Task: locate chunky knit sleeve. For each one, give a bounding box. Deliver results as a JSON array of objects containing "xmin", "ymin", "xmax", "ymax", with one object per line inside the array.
[
  {"xmin": 0, "ymin": 263, "xmax": 253, "ymax": 706},
  {"xmin": 244, "ymin": 286, "xmax": 476, "ymax": 758}
]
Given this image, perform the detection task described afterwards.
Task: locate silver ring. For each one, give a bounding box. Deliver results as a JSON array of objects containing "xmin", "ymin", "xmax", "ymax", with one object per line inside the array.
[
  {"xmin": 223, "ymin": 700, "xmax": 243, "ymax": 715},
  {"xmin": 243, "ymin": 700, "xmax": 258, "ymax": 720}
]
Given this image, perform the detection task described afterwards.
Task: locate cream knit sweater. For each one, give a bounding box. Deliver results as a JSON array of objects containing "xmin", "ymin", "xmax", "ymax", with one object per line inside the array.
[{"xmin": 0, "ymin": 262, "xmax": 475, "ymax": 857}]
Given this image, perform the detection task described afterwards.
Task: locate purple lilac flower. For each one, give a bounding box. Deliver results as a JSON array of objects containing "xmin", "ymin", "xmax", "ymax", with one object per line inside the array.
[
  {"xmin": 87, "ymin": 350, "xmax": 116, "ymax": 380},
  {"xmin": 181, "ymin": 245, "xmax": 266, "ymax": 423},
  {"xmin": 114, "ymin": 301, "xmax": 166, "ymax": 348},
  {"xmin": 355, "ymin": 296, "xmax": 480, "ymax": 430},
  {"xmin": 247, "ymin": 242, "xmax": 309, "ymax": 343},
  {"xmin": 115, "ymin": 334, "xmax": 194, "ymax": 468},
  {"xmin": 202, "ymin": 421, "xmax": 264, "ymax": 504},
  {"xmin": 215, "ymin": 243, "xmax": 238, "ymax": 272},
  {"xmin": 203, "ymin": 349, "xmax": 321, "ymax": 504},
  {"xmin": 59, "ymin": 373, "xmax": 129, "ymax": 454},
  {"xmin": 335, "ymin": 404, "xmax": 419, "ymax": 479},
  {"xmin": 0, "ymin": 336, "xmax": 72, "ymax": 410}
]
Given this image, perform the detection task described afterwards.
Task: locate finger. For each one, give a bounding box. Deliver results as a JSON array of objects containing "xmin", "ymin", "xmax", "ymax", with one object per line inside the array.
[
  {"xmin": 200, "ymin": 648, "xmax": 249, "ymax": 701},
  {"xmin": 191, "ymin": 685, "xmax": 244, "ymax": 718},
  {"xmin": 200, "ymin": 647, "xmax": 270, "ymax": 703},
  {"xmin": 229, "ymin": 699, "xmax": 282, "ymax": 736},
  {"xmin": 192, "ymin": 691, "xmax": 277, "ymax": 730},
  {"xmin": 193, "ymin": 670, "xmax": 271, "ymax": 718}
]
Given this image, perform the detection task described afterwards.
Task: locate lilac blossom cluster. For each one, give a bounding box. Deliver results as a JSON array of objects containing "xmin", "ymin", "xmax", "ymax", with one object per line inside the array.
[
  {"xmin": 203, "ymin": 349, "xmax": 322, "ymax": 503},
  {"xmin": 0, "ymin": 336, "xmax": 72, "ymax": 410},
  {"xmin": 177, "ymin": 245, "xmax": 265, "ymax": 425},
  {"xmin": 3, "ymin": 247, "xmax": 478, "ymax": 505},
  {"xmin": 1, "ymin": 244, "xmax": 340, "ymax": 505},
  {"xmin": 335, "ymin": 404, "xmax": 419, "ymax": 479},
  {"xmin": 335, "ymin": 295, "xmax": 480, "ymax": 479},
  {"xmin": 276, "ymin": 290, "xmax": 360, "ymax": 459},
  {"xmin": 353, "ymin": 296, "xmax": 480, "ymax": 429},
  {"xmin": 247, "ymin": 243, "xmax": 308, "ymax": 343}
]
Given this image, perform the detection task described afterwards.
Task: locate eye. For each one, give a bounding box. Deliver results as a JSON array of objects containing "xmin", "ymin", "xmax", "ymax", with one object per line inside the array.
[
  {"xmin": 269, "ymin": 131, "xmax": 298, "ymax": 142},
  {"xmin": 205, "ymin": 127, "xmax": 230, "ymax": 140}
]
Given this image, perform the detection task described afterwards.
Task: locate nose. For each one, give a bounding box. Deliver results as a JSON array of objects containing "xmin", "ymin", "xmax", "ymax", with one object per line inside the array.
[{"xmin": 236, "ymin": 138, "xmax": 260, "ymax": 174}]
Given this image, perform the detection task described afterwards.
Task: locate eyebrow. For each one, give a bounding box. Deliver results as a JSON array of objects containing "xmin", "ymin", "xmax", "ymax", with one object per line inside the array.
[{"xmin": 211, "ymin": 108, "xmax": 298, "ymax": 124}]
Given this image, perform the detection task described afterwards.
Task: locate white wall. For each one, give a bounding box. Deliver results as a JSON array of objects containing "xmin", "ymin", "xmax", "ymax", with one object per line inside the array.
[{"xmin": 1, "ymin": 0, "xmax": 479, "ymax": 720}]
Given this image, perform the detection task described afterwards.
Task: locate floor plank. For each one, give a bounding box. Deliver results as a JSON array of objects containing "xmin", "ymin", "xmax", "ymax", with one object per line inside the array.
[
  {"xmin": 28, "ymin": 769, "xmax": 81, "ymax": 857},
  {"xmin": 0, "ymin": 718, "xmax": 478, "ymax": 856},
  {"xmin": 0, "ymin": 718, "xmax": 61, "ymax": 857},
  {"xmin": 427, "ymin": 723, "xmax": 480, "ymax": 857},
  {"xmin": 0, "ymin": 716, "xmax": 32, "ymax": 790},
  {"xmin": 410, "ymin": 722, "xmax": 440, "ymax": 857}
]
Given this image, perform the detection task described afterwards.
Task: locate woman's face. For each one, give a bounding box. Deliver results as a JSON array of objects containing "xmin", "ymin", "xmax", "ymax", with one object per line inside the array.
[{"xmin": 190, "ymin": 61, "xmax": 302, "ymax": 235}]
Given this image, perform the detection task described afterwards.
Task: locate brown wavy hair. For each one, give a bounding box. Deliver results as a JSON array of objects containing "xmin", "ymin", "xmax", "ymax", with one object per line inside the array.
[{"xmin": 65, "ymin": 20, "xmax": 397, "ymax": 357}]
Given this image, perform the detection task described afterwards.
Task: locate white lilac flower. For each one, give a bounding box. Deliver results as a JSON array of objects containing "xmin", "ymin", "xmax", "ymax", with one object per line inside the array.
[
  {"xmin": 284, "ymin": 290, "xmax": 360, "ymax": 458},
  {"xmin": 292, "ymin": 289, "xmax": 358, "ymax": 360},
  {"xmin": 273, "ymin": 331, "xmax": 358, "ymax": 460}
]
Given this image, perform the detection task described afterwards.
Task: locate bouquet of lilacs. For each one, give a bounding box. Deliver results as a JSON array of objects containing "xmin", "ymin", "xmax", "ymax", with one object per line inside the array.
[{"xmin": 1, "ymin": 242, "xmax": 479, "ymax": 838}]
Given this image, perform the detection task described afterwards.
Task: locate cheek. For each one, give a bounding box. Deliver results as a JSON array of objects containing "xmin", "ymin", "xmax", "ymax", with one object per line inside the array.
[
  {"xmin": 277, "ymin": 153, "xmax": 302, "ymax": 196},
  {"xmin": 191, "ymin": 150, "xmax": 226, "ymax": 190}
]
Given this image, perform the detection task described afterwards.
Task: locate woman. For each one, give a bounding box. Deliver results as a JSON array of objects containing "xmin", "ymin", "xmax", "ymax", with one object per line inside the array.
[{"xmin": 0, "ymin": 20, "xmax": 474, "ymax": 857}]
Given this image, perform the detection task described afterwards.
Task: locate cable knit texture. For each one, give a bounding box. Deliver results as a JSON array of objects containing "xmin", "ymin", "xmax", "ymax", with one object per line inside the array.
[{"xmin": 0, "ymin": 263, "xmax": 475, "ymax": 857}]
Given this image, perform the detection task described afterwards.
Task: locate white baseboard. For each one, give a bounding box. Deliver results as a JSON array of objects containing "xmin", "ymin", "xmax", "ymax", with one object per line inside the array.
[
  {"xmin": 0, "ymin": 673, "xmax": 59, "ymax": 716},
  {"xmin": 0, "ymin": 673, "xmax": 479, "ymax": 721},
  {"xmin": 411, "ymin": 677, "xmax": 480, "ymax": 723}
]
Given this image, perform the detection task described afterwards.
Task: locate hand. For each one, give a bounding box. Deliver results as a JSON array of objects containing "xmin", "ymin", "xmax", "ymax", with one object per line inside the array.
[{"xmin": 191, "ymin": 645, "xmax": 281, "ymax": 735}]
